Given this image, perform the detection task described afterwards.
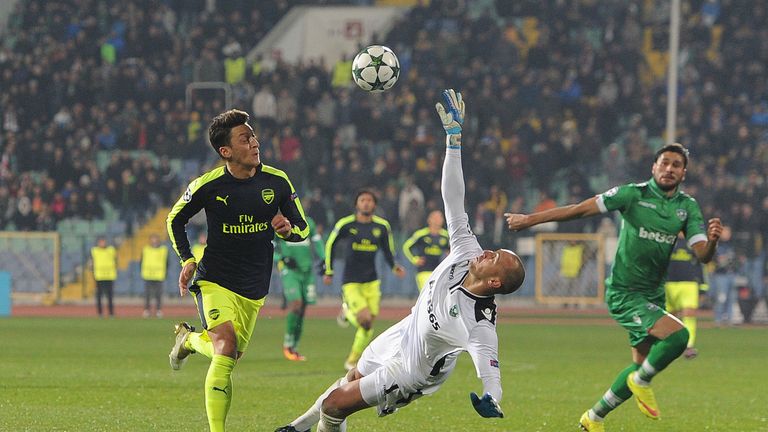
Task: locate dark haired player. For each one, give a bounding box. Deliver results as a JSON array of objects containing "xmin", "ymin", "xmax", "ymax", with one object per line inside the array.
[
  {"xmin": 167, "ymin": 109, "xmax": 308, "ymax": 432},
  {"xmin": 505, "ymin": 143, "xmax": 722, "ymax": 431},
  {"xmin": 323, "ymin": 189, "xmax": 406, "ymax": 371}
]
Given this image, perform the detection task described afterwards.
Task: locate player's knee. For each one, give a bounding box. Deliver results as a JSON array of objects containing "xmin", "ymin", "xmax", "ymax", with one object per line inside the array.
[
  {"xmin": 358, "ymin": 319, "xmax": 372, "ymax": 330},
  {"xmin": 288, "ymin": 300, "xmax": 304, "ymax": 314},
  {"xmin": 321, "ymin": 390, "xmax": 345, "ymax": 419},
  {"xmin": 213, "ymin": 338, "xmax": 237, "ymax": 357},
  {"xmin": 668, "ymin": 326, "xmax": 689, "ymax": 352}
]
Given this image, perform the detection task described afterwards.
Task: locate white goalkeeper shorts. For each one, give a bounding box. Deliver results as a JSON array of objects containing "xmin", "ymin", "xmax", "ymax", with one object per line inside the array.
[{"xmin": 358, "ymin": 316, "xmax": 452, "ymax": 416}]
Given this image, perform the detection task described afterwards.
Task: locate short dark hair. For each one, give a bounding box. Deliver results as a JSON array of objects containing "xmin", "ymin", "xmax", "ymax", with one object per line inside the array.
[
  {"xmin": 208, "ymin": 109, "xmax": 250, "ymax": 156},
  {"xmin": 654, "ymin": 143, "xmax": 689, "ymax": 168},
  {"xmin": 355, "ymin": 189, "xmax": 377, "ymax": 204}
]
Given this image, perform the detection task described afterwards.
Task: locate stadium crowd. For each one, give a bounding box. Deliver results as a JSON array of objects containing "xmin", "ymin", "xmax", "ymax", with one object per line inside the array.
[{"xmin": 1, "ymin": 0, "xmax": 766, "ymax": 302}]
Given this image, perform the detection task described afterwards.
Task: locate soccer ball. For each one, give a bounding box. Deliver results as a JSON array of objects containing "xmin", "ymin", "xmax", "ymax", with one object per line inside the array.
[{"xmin": 351, "ymin": 45, "xmax": 400, "ymax": 93}]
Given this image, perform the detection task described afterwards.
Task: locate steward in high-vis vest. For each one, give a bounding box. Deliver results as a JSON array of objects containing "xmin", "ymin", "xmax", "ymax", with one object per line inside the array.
[
  {"xmin": 142, "ymin": 233, "xmax": 169, "ymax": 318},
  {"xmin": 91, "ymin": 236, "xmax": 117, "ymax": 317}
]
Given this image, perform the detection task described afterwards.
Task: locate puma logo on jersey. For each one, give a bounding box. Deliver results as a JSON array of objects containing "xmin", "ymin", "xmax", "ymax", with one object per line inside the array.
[{"xmin": 216, "ymin": 195, "xmax": 229, "ymax": 206}]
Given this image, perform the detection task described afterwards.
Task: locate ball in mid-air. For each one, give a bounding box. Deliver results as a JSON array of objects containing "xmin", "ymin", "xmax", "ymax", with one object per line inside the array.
[{"xmin": 351, "ymin": 45, "xmax": 400, "ymax": 93}]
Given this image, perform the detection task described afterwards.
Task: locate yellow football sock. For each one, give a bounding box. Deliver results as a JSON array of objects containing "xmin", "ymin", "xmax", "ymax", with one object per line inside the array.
[
  {"xmin": 205, "ymin": 354, "xmax": 236, "ymax": 432},
  {"xmin": 683, "ymin": 316, "xmax": 697, "ymax": 347},
  {"xmin": 186, "ymin": 331, "xmax": 214, "ymax": 359},
  {"xmin": 348, "ymin": 327, "xmax": 373, "ymax": 364}
]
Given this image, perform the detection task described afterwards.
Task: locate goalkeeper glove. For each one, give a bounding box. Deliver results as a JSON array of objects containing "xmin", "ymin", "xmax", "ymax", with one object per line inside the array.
[
  {"xmin": 470, "ymin": 392, "xmax": 504, "ymax": 418},
  {"xmin": 435, "ymin": 88, "xmax": 465, "ymax": 137}
]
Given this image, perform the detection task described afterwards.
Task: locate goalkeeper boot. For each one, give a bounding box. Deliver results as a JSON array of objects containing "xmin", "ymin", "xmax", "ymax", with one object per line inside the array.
[
  {"xmin": 627, "ymin": 371, "xmax": 660, "ymax": 420},
  {"xmin": 579, "ymin": 411, "xmax": 605, "ymax": 432},
  {"xmin": 169, "ymin": 322, "xmax": 195, "ymax": 370},
  {"xmin": 274, "ymin": 425, "xmax": 309, "ymax": 432}
]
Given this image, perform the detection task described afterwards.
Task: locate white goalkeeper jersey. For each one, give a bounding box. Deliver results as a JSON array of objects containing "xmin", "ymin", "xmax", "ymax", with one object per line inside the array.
[
  {"xmin": 396, "ymin": 147, "xmax": 501, "ymax": 401},
  {"xmin": 396, "ymin": 211, "xmax": 501, "ymax": 399}
]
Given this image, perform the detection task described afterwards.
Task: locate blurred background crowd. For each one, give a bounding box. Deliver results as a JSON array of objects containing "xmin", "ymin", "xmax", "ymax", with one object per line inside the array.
[{"xmin": 1, "ymin": 0, "xmax": 766, "ymax": 307}]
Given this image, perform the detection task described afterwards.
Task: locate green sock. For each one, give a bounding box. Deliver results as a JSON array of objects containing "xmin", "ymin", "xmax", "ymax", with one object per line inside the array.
[
  {"xmin": 186, "ymin": 332, "xmax": 214, "ymax": 359},
  {"xmin": 284, "ymin": 312, "xmax": 299, "ymax": 348},
  {"xmin": 683, "ymin": 316, "xmax": 697, "ymax": 347},
  {"xmin": 591, "ymin": 363, "xmax": 638, "ymax": 418},
  {"xmin": 348, "ymin": 326, "xmax": 373, "ymax": 364},
  {"xmin": 205, "ymin": 354, "xmax": 236, "ymax": 432},
  {"xmin": 294, "ymin": 312, "xmax": 304, "ymax": 347},
  {"xmin": 638, "ymin": 327, "xmax": 689, "ymax": 382}
]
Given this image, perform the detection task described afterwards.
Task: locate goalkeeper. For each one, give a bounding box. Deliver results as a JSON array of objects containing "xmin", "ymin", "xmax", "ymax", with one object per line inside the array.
[
  {"xmin": 275, "ymin": 215, "xmax": 325, "ymax": 361},
  {"xmin": 274, "ymin": 89, "xmax": 525, "ymax": 432}
]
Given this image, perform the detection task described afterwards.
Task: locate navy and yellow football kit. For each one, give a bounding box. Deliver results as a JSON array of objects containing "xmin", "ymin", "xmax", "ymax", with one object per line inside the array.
[
  {"xmin": 168, "ymin": 164, "xmax": 308, "ymax": 344},
  {"xmin": 324, "ymin": 214, "xmax": 397, "ymax": 366},
  {"xmin": 167, "ymin": 163, "xmax": 308, "ymax": 432},
  {"xmin": 665, "ymin": 241, "xmax": 703, "ymax": 348},
  {"xmin": 402, "ymin": 227, "xmax": 450, "ymax": 291}
]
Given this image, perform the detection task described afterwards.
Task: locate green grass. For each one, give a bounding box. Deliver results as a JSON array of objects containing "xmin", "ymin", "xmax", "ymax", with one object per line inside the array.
[{"xmin": 2, "ymin": 315, "xmax": 767, "ymax": 431}]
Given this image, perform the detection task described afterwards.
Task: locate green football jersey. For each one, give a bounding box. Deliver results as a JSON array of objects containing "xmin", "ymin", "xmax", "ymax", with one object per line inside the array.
[
  {"xmin": 274, "ymin": 217, "xmax": 324, "ymax": 273},
  {"xmin": 598, "ymin": 178, "xmax": 707, "ymax": 293}
]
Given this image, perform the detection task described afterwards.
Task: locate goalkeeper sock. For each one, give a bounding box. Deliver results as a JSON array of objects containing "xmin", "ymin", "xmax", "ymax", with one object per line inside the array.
[
  {"xmin": 205, "ymin": 354, "xmax": 235, "ymax": 432},
  {"xmin": 591, "ymin": 363, "xmax": 638, "ymax": 418},
  {"xmin": 186, "ymin": 331, "xmax": 214, "ymax": 359},
  {"xmin": 637, "ymin": 327, "xmax": 689, "ymax": 383},
  {"xmin": 292, "ymin": 376, "xmax": 349, "ymax": 431},
  {"xmin": 318, "ymin": 412, "xmax": 344, "ymax": 432},
  {"xmin": 348, "ymin": 327, "xmax": 373, "ymax": 364},
  {"xmin": 683, "ymin": 316, "xmax": 697, "ymax": 347},
  {"xmin": 284, "ymin": 311, "xmax": 300, "ymax": 348}
]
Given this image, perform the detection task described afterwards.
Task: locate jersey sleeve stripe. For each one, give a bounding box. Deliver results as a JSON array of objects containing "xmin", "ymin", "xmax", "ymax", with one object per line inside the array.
[
  {"xmin": 324, "ymin": 215, "xmax": 356, "ymax": 274},
  {"xmin": 373, "ymin": 215, "xmax": 396, "ymax": 257},
  {"xmin": 402, "ymin": 229, "xmax": 424, "ymax": 264},
  {"xmin": 687, "ymin": 233, "xmax": 707, "ymax": 248},
  {"xmin": 166, "ymin": 167, "xmax": 226, "ymax": 264},
  {"xmin": 595, "ymin": 194, "xmax": 609, "ymax": 213},
  {"xmin": 262, "ymin": 164, "xmax": 310, "ymax": 240}
]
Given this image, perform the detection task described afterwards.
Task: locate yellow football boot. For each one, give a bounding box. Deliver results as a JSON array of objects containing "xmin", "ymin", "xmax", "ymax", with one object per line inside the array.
[
  {"xmin": 579, "ymin": 411, "xmax": 605, "ymax": 432},
  {"xmin": 627, "ymin": 371, "xmax": 660, "ymax": 420}
]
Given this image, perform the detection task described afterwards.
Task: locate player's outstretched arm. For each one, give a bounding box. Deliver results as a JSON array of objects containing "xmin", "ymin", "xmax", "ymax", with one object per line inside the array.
[
  {"xmin": 504, "ymin": 196, "xmax": 602, "ymax": 231},
  {"xmin": 435, "ymin": 89, "xmax": 466, "ymax": 222}
]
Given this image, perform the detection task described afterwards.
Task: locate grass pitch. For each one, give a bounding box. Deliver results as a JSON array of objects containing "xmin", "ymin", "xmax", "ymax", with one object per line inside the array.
[{"xmin": 2, "ymin": 314, "xmax": 767, "ymax": 431}]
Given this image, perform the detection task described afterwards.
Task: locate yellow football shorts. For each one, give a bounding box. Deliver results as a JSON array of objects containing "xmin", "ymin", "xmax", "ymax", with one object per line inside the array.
[
  {"xmin": 665, "ymin": 281, "xmax": 699, "ymax": 312},
  {"xmin": 415, "ymin": 271, "xmax": 432, "ymax": 292},
  {"xmin": 342, "ymin": 280, "xmax": 381, "ymax": 320},
  {"xmin": 191, "ymin": 280, "xmax": 265, "ymax": 353}
]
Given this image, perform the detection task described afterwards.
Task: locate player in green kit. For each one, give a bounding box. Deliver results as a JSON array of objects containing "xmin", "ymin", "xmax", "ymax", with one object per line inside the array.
[
  {"xmin": 275, "ymin": 215, "xmax": 325, "ymax": 361},
  {"xmin": 505, "ymin": 143, "xmax": 722, "ymax": 431}
]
